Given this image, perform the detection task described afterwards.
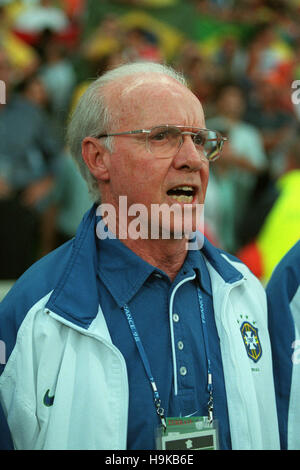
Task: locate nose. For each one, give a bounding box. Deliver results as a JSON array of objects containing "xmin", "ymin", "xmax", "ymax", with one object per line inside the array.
[{"xmin": 173, "ymin": 134, "xmax": 207, "ymax": 171}]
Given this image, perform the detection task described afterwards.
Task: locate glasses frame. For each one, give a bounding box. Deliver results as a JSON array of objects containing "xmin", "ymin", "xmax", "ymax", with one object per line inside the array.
[{"xmin": 97, "ymin": 125, "xmax": 228, "ymax": 161}]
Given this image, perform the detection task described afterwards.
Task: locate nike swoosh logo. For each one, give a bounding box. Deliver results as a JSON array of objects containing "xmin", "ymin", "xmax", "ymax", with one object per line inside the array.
[
  {"xmin": 184, "ymin": 410, "xmax": 198, "ymax": 418},
  {"xmin": 43, "ymin": 389, "xmax": 55, "ymax": 407}
]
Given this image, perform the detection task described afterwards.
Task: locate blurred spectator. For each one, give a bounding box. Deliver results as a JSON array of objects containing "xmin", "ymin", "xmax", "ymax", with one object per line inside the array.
[
  {"xmin": 62, "ymin": 0, "xmax": 86, "ymax": 20},
  {"xmin": 81, "ymin": 14, "xmax": 122, "ymax": 65},
  {"xmin": 39, "ymin": 37, "xmax": 76, "ymax": 131},
  {"xmin": 175, "ymin": 41, "xmax": 221, "ymax": 117},
  {"xmin": 122, "ymin": 27, "xmax": 162, "ymax": 63},
  {"xmin": 245, "ymin": 22, "xmax": 292, "ymax": 82},
  {"xmin": 206, "ymin": 83, "xmax": 267, "ymax": 252},
  {"xmin": 11, "ymin": 0, "xmax": 80, "ymax": 51},
  {"xmin": 237, "ymin": 133, "xmax": 300, "ymax": 284},
  {"xmin": 13, "ymin": 0, "xmax": 70, "ymax": 35},
  {"xmin": 202, "ymin": 170, "xmax": 223, "ymax": 248},
  {"xmin": 0, "ymin": 5, "xmax": 39, "ymax": 79},
  {"xmin": 0, "ymin": 48, "xmax": 63, "ymax": 279},
  {"xmin": 266, "ymin": 37, "xmax": 300, "ymax": 117},
  {"xmin": 53, "ymin": 153, "xmax": 92, "ymax": 246},
  {"xmin": 214, "ymin": 35, "xmax": 248, "ymax": 81},
  {"xmin": 117, "ymin": 9, "xmax": 184, "ymax": 63},
  {"xmin": 15, "ymin": 71, "xmax": 49, "ymax": 108},
  {"xmin": 244, "ymin": 77, "xmax": 297, "ymax": 176}
]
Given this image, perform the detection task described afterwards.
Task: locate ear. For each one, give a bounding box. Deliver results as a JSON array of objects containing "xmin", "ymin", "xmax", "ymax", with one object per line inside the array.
[{"xmin": 81, "ymin": 137, "xmax": 110, "ymax": 182}]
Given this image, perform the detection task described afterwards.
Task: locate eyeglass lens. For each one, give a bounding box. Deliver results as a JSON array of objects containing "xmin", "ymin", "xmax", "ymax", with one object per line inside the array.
[{"xmin": 147, "ymin": 126, "xmax": 222, "ymax": 161}]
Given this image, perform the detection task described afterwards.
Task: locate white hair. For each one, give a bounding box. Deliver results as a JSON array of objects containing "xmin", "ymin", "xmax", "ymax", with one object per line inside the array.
[{"xmin": 67, "ymin": 61, "xmax": 187, "ymax": 202}]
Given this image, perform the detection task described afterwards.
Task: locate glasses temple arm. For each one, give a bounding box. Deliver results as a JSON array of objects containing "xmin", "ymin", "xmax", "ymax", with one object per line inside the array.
[{"xmin": 97, "ymin": 129, "xmax": 149, "ymax": 139}]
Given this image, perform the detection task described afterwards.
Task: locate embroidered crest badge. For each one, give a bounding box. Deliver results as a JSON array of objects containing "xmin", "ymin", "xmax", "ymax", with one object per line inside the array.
[{"xmin": 240, "ymin": 321, "xmax": 262, "ymax": 363}]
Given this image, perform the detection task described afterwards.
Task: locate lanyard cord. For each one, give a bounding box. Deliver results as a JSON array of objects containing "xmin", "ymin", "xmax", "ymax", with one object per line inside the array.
[
  {"xmin": 122, "ymin": 284, "xmax": 214, "ymax": 429},
  {"xmin": 122, "ymin": 304, "xmax": 167, "ymax": 430},
  {"xmin": 196, "ymin": 287, "xmax": 214, "ymax": 423}
]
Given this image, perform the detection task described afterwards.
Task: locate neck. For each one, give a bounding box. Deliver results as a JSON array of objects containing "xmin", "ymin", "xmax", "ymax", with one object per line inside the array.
[
  {"xmin": 98, "ymin": 192, "xmax": 192, "ymax": 281},
  {"xmin": 121, "ymin": 236, "xmax": 188, "ymax": 281}
]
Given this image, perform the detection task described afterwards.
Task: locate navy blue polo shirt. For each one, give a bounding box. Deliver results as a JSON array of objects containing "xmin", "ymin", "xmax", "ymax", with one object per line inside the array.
[{"xmin": 96, "ymin": 236, "xmax": 231, "ymax": 450}]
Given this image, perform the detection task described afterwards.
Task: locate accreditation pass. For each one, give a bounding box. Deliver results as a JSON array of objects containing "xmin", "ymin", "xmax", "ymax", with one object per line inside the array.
[{"xmin": 157, "ymin": 416, "xmax": 219, "ymax": 450}]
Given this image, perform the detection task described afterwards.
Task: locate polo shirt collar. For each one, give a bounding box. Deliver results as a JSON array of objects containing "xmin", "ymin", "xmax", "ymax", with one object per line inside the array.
[
  {"xmin": 97, "ymin": 233, "xmax": 212, "ymax": 308},
  {"xmin": 97, "ymin": 235, "xmax": 157, "ymax": 307},
  {"xmin": 183, "ymin": 248, "xmax": 212, "ymax": 295}
]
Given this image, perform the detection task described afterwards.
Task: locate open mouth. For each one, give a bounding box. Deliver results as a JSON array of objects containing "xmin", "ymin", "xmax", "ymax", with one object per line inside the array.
[{"xmin": 166, "ymin": 186, "xmax": 196, "ymax": 203}]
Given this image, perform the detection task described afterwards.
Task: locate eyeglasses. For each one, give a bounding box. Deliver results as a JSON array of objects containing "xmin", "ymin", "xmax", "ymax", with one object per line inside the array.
[{"xmin": 97, "ymin": 125, "xmax": 228, "ymax": 161}]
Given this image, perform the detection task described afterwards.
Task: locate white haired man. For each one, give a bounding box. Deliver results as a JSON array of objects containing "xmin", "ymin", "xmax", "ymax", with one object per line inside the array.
[{"xmin": 0, "ymin": 62, "xmax": 280, "ymax": 450}]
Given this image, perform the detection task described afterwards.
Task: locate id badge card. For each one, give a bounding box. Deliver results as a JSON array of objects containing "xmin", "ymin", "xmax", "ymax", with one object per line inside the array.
[{"xmin": 156, "ymin": 416, "xmax": 219, "ymax": 450}]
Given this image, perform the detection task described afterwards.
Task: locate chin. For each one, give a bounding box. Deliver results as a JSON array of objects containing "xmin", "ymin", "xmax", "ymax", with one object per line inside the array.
[
  {"xmin": 155, "ymin": 203, "xmax": 202, "ymax": 237},
  {"xmin": 159, "ymin": 214, "xmax": 202, "ymax": 241}
]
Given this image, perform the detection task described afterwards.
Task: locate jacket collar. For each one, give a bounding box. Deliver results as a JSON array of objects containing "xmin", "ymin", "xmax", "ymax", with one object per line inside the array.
[
  {"xmin": 46, "ymin": 204, "xmax": 100, "ymax": 328},
  {"xmin": 201, "ymin": 236, "xmax": 244, "ymax": 285},
  {"xmin": 46, "ymin": 204, "xmax": 243, "ymax": 328}
]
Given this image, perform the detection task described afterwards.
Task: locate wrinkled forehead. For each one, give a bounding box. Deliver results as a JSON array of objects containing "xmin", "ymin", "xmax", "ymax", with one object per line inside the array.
[{"xmin": 104, "ymin": 73, "xmax": 205, "ymax": 128}]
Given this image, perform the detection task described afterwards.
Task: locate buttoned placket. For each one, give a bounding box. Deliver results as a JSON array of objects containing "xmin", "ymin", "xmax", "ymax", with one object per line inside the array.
[{"xmin": 168, "ymin": 273, "xmax": 197, "ymax": 397}]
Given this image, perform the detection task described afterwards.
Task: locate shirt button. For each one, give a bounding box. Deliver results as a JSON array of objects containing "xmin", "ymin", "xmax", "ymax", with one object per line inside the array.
[
  {"xmin": 178, "ymin": 341, "xmax": 184, "ymax": 350},
  {"xmin": 173, "ymin": 313, "xmax": 180, "ymax": 322},
  {"xmin": 179, "ymin": 366, "xmax": 187, "ymax": 376},
  {"xmin": 154, "ymin": 272, "xmax": 163, "ymax": 279}
]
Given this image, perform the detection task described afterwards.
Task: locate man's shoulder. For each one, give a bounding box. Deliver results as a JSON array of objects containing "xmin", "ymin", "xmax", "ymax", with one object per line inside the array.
[
  {"xmin": 219, "ymin": 248, "xmax": 262, "ymax": 282},
  {"xmin": 217, "ymin": 248, "xmax": 244, "ymax": 264},
  {"xmin": 0, "ymin": 240, "xmax": 73, "ymax": 330},
  {"xmin": 203, "ymin": 242, "xmax": 267, "ymax": 302},
  {"xmin": 0, "ymin": 240, "xmax": 74, "ymax": 373},
  {"xmin": 202, "ymin": 239, "xmax": 254, "ymax": 279}
]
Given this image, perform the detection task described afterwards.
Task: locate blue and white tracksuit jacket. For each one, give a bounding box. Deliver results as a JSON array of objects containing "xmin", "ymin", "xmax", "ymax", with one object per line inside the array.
[
  {"xmin": 0, "ymin": 205, "xmax": 280, "ymax": 449},
  {"xmin": 267, "ymin": 240, "xmax": 300, "ymax": 450}
]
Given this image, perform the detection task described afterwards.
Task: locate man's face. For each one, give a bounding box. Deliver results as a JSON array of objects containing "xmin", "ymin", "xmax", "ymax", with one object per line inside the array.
[{"xmin": 101, "ymin": 75, "xmax": 209, "ymax": 238}]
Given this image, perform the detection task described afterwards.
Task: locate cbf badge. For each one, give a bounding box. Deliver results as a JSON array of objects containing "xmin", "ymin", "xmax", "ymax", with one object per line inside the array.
[{"xmin": 240, "ymin": 321, "xmax": 262, "ymax": 363}]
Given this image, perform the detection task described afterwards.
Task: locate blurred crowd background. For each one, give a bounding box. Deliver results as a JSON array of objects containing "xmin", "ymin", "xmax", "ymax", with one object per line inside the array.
[{"xmin": 0, "ymin": 0, "xmax": 300, "ymax": 295}]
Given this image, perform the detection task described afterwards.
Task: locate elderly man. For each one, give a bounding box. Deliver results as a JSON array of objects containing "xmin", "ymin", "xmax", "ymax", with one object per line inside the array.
[{"xmin": 0, "ymin": 62, "xmax": 280, "ymax": 450}]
